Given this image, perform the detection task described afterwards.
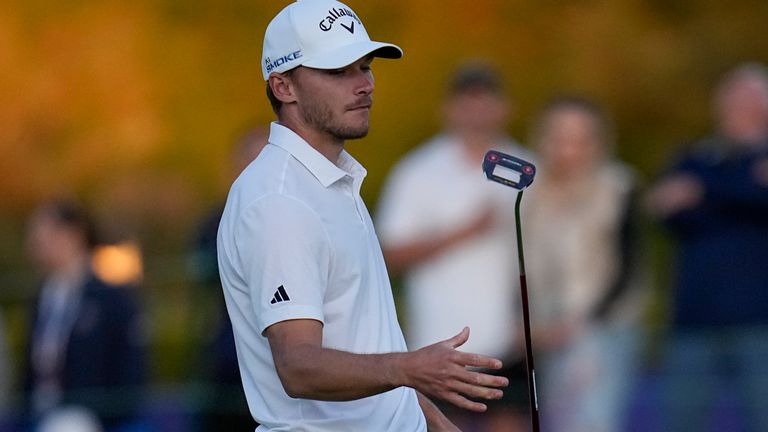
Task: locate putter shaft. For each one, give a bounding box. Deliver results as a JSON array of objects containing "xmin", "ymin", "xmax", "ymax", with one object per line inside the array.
[{"xmin": 515, "ymin": 191, "xmax": 540, "ymax": 432}]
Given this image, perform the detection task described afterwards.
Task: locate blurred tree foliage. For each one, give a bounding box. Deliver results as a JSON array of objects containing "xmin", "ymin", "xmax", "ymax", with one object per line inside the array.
[
  {"xmin": 0, "ymin": 0, "xmax": 767, "ymax": 380},
  {"xmin": 1, "ymin": 0, "xmax": 767, "ymax": 236}
]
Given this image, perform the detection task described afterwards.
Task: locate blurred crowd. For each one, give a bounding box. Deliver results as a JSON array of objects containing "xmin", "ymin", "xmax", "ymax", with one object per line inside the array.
[{"xmin": 0, "ymin": 60, "xmax": 766, "ymax": 432}]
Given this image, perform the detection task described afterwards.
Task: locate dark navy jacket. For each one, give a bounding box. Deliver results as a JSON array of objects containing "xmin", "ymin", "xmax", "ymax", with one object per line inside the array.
[
  {"xmin": 660, "ymin": 137, "xmax": 768, "ymax": 328},
  {"xmin": 24, "ymin": 274, "xmax": 147, "ymax": 430}
]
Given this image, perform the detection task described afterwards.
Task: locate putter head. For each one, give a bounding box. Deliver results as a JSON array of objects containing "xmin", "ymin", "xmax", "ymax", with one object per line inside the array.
[{"xmin": 483, "ymin": 150, "xmax": 536, "ymax": 190}]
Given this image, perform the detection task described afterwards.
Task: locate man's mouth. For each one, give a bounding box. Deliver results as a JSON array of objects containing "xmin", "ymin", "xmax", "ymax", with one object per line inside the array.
[{"xmin": 348, "ymin": 99, "xmax": 373, "ymax": 111}]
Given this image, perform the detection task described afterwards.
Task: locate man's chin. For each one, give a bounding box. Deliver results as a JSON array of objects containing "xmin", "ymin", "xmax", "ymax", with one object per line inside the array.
[
  {"xmin": 333, "ymin": 124, "xmax": 370, "ymax": 141},
  {"xmin": 345, "ymin": 130, "xmax": 369, "ymax": 140}
]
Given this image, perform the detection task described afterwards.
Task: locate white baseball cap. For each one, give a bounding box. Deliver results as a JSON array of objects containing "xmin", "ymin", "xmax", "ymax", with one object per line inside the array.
[{"xmin": 261, "ymin": 0, "xmax": 403, "ymax": 80}]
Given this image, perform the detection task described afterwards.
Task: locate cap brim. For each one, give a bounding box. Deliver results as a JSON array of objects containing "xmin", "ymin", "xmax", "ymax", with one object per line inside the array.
[{"xmin": 301, "ymin": 40, "xmax": 402, "ymax": 70}]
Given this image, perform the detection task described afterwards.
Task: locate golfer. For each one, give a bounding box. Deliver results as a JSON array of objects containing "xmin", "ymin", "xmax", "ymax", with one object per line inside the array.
[{"xmin": 216, "ymin": 0, "xmax": 508, "ymax": 430}]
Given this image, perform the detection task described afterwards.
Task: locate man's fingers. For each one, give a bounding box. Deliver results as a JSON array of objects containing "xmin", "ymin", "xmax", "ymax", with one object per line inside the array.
[
  {"xmin": 459, "ymin": 369, "xmax": 509, "ymax": 389},
  {"xmin": 452, "ymin": 380, "xmax": 505, "ymax": 400},
  {"xmin": 446, "ymin": 327, "xmax": 470, "ymax": 349},
  {"xmin": 444, "ymin": 392, "xmax": 488, "ymax": 413},
  {"xmin": 456, "ymin": 351, "xmax": 503, "ymax": 370}
]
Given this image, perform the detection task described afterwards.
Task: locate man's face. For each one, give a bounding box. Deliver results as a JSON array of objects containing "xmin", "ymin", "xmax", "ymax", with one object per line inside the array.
[
  {"xmin": 538, "ymin": 108, "xmax": 603, "ymax": 178},
  {"xmin": 291, "ymin": 56, "xmax": 375, "ymax": 140},
  {"xmin": 445, "ymin": 88, "xmax": 509, "ymax": 138},
  {"xmin": 717, "ymin": 77, "xmax": 768, "ymax": 144},
  {"xmin": 25, "ymin": 212, "xmax": 81, "ymax": 273}
]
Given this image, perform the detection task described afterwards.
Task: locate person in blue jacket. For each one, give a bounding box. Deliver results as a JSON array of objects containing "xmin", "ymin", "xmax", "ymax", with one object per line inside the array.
[
  {"xmin": 23, "ymin": 199, "xmax": 147, "ymax": 431},
  {"xmin": 646, "ymin": 62, "xmax": 768, "ymax": 432}
]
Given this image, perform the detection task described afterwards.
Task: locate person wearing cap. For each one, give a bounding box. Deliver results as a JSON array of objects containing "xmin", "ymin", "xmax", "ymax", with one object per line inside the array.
[
  {"xmin": 377, "ymin": 62, "xmax": 530, "ymax": 432},
  {"xmin": 216, "ymin": 1, "xmax": 509, "ymax": 431}
]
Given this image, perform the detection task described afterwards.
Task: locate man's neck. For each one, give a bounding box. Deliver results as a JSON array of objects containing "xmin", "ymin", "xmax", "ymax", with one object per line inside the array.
[
  {"xmin": 278, "ymin": 117, "xmax": 344, "ymax": 164},
  {"xmin": 50, "ymin": 253, "xmax": 90, "ymax": 287},
  {"xmin": 457, "ymin": 131, "xmax": 499, "ymax": 164}
]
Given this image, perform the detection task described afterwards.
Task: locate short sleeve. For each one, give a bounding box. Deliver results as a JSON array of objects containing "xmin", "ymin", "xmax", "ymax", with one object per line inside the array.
[{"xmin": 234, "ymin": 194, "xmax": 331, "ymax": 334}]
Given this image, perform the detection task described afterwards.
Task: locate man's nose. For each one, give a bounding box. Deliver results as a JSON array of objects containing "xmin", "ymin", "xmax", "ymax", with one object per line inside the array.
[{"xmin": 355, "ymin": 71, "xmax": 374, "ymax": 95}]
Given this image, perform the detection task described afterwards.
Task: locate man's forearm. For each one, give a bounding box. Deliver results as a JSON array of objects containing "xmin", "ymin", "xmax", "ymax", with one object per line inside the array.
[
  {"xmin": 418, "ymin": 392, "xmax": 459, "ymax": 432},
  {"xmin": 383, "ymin": 209, "xmax": 495, "ymax": 275},
  {"xmin": 274, "ymin": 342, "xmax": 408, "ymax": 401},
  {"xmin": 277, "ymin": 346, "xmax": 462, "ymax": 432},
  {"xmin": 383, "ymin": 238, "xmax": 452, "ymax": 275}
]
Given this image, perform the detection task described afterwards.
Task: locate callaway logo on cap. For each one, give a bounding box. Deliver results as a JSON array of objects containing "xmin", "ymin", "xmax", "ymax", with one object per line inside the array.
[{"xmin": 261, "ymin": 0, "xmax": 403, "ymax": 80}]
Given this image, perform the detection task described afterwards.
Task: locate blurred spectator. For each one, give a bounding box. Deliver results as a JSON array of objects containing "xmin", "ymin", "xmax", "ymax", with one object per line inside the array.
[
  {"xmin": 646, "ymin": 63, "xmax": 768, "ymax": 432},
  {"xmin": 377, "ymin": 62, "xmax": 530, "ymax": 432},
  {"xmin": 188, "ymin": 126, "xmax": 266, "ymax": 431},
  {"xmin": 23, "ymin": 199, "xmax": 148, "ymax": 431},
  {"xmin": 523, "ymin": 96, "xmax": 646, "ymax": 432}
]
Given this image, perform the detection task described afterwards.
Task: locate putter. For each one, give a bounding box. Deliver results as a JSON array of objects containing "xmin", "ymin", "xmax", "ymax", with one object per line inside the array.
[{"xmin": 482, "ymin": 150, "xmax": 540, "ymax": 432}]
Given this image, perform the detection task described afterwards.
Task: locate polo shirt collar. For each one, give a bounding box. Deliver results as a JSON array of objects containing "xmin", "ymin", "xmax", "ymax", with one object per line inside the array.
[{"xmin": 268, "ymin": 122, "xmax": 366, "ymax": 187}]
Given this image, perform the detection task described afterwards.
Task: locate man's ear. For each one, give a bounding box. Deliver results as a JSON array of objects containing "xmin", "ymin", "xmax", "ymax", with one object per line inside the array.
[{"xmin": 268, "ymin": 73, "xmax": 297, "ymax": 104}]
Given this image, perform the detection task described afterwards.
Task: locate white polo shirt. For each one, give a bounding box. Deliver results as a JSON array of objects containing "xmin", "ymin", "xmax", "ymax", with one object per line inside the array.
[{"xmin": 217, "ymin": 122, "xmax": 425, "ymax": 432}]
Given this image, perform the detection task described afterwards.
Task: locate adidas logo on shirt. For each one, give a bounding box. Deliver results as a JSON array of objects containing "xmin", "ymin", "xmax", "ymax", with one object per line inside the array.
[{"xmin": 270, "ymin": 285, "xmax": 291, "ymax": 304}]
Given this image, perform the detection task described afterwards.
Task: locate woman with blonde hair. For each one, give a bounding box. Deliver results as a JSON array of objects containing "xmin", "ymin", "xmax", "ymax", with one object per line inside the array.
[{"xmin": 523, "ymin": 96, "xmax": 647, "ymax": 432}]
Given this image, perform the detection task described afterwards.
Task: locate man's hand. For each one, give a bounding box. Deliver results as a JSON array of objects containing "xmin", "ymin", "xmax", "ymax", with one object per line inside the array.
[
  {"xmin": 454, "ymin": 206, "xmax": 497, "ymax": 243},
  {"xmin": 382, "ymin": 206, "xmax": 497, "ymax": 275},
  {"xmin": 400, "ymin": 327, "xmax": 508, "ymax": 413},
  {"xmin": 645, "ymin": 174, "xmax": 704, "ymax": 217}
]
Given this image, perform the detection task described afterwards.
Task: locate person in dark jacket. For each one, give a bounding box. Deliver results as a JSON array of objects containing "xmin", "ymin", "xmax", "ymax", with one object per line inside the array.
[
  {"xmin": 23, "ymin": 199, "xmax": 147, "ymax": 431},
  {"xmin": 189, "ymin": 126, "xmax": 266, "ymax": 431},
  {"xmin": 646, "ymin": 63, "xmax": 768, "ymax": 432}
]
